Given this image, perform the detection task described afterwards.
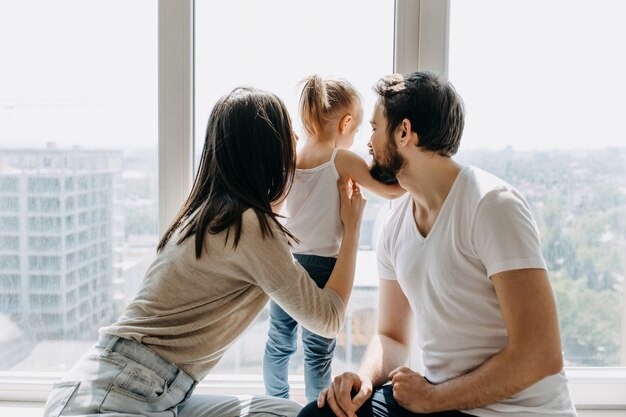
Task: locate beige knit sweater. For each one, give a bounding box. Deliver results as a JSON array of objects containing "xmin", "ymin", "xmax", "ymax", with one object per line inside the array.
[{"xmin": 100, "ymin": 209, "xmax": 345, "ymax": 381}]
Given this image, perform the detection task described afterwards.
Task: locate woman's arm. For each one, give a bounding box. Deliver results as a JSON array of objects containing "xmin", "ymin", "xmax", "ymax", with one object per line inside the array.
[
  {"xmin": 334, "ymin": 149, "xmax": 405, "ymax": 199},
  {"xmin": 248, "ymin": 178, "xmax": 366, "ymax": 338},
  {"xmin": 322, "ymin": 177, "xmax": 366, "ymax": 303}
]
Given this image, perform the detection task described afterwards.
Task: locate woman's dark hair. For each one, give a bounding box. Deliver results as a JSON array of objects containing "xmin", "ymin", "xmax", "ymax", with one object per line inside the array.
[
  {"xmin": 157, "ymin": 87, "xmax": 297, "ymax": 257},
  {"xmin": 375, "ymin": 72, "xmax": 465, "ymax": 156}
]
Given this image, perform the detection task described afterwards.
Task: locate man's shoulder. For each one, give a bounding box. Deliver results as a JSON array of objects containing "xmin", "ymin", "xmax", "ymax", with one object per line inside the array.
[
  {"xmin": 385, "ymin": 193, "xmax": 411, "ymax": 220},
  {"xmin": 463, "ymin": 167, "xmax": 528, "ymax": 209},
  {"xmin": 463, "ymin": 165, "xmax": 511, "ymax": 195},
  {"xmin": 460, "ymin": 166, "xmax": 524, "ymax": 210},
  {"xmin": 379, "ymin": 193, "xmax": 411, "ymax": 239}
]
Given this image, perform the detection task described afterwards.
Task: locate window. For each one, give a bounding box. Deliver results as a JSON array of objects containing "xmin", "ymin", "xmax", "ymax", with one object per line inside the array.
[
  {"xmin": 0, "ymin": 217, "xmax": 19, "ymax": 233},
  {"xmin": 448, "ymin": 0, "xmax": 625, "ymax": 368},
  {"xmin": 28, "ymin": 197, "xmax": 61, "ymax": 213},
  {"xmin": 428, "ymin": 0, "xmax": 626, "ymax": 407},
  {"xmin": 0, "ymin": 177, "xmax": 18, "ymax": 192},
  {"xmin": 0, "ymin": 256, "xmax": 20, "ymax": 270},
  {"xmin": 0, "ymin": 197, "xmax": 19, "ymax": 212},
  {"xmin": 0, "ymin": 237, "xmax": 19, "ymax": 251},
  {"xmin": 194, "ymin": 0, "xmax": 394, "ymax": 377},
  {"xmin": 28, "ymin": 178, "xmax": 60, "ymax": 194},
  {"xmin": 0, "ymin": 0, "xmax": 158, "ymax": 378},
  {"xmin": 28, "ymin": 256, "xmax": 61, "ymax": 272},
  {"xmin": 28, "ymin": 237, "xmax": 61, "ymax": 252},
  {"xmin": 1, "ymin": 0, "xmax": 624, "ymax": 408},
  {"xmin": 29, "ymin": 275, "xmax": 61, "ymax": 290},
  {"xmin": 0, "ymin": 275, "xmax": 20, "ymax": 289},
  {"xmin": 28, "ymin": 217, "xmax": 61, "ymax": 233}
]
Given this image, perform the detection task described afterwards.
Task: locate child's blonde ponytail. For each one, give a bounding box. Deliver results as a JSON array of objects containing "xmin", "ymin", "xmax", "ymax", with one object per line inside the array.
[{"xmin": 299, "ymin": 75, "xmax": 361, "ymax": 139}]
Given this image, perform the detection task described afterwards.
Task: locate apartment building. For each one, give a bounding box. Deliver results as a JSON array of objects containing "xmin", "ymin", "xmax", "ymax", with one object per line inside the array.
[{"xmin": 0, "ymin": 145, "xmax": 122, "ymax": 344}]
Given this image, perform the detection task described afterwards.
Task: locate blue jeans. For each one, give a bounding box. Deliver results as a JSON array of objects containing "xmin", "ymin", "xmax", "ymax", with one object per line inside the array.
[
  {"xmin": 263, "ymin": 254, "xmax": 337, "ymax": 403},
  {"xmin": 297, "ymin": 384, "xmax": 469, "ymax": 417},
  {"xmin": 43, "ymin": 335, "xmax": 302, "ymax": 417}
]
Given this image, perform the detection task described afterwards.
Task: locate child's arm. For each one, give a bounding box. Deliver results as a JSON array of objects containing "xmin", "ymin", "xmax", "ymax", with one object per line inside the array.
[{"xmin": 334, "ymin": 149, "xmax": 405, "ymax": 199}]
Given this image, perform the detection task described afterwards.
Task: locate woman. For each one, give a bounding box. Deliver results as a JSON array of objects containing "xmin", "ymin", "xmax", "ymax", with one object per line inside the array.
[{"xmin": 43, "ymin": 87, "xmax": 366, "ymax": 417}]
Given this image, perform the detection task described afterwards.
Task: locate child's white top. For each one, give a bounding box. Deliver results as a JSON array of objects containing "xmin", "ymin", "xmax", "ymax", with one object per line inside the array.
[{"xmin": 284, "ymin": 148, "xmax": 342, "ymax": 257}]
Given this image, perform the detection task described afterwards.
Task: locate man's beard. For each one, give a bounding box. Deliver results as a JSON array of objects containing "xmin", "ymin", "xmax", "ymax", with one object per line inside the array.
[{"xmin": 369, "ymin": 140, "xmax": 405, "ymax": 185}]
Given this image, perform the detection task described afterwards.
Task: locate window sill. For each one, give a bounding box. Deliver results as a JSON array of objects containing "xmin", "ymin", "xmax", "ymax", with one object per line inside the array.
[
  {"xmin": 0, "ymin": 372, "xmax": 306, "ymax": 403},
  {"xmin": 566, "ymin": 367, "xmax": 626, "ymax": 408},
  {"xmin": 1, "ymin": 368, "xmax": 625, "ymax": 409}
]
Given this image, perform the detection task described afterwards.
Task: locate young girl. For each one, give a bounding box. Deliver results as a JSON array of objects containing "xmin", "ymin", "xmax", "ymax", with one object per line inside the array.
[
  {"xmin": 263, "ymin": 75, "xmax": 404, "ymax": 403},
  {"xmin": 42, "ymin": 87, "xmax": 365, "ymax": 417}
]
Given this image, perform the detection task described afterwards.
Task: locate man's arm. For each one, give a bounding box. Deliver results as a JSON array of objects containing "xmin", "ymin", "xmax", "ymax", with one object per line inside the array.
[
  {"xmin": 390, "ymin": 268, "xmax": 564, "ymax": 413},
  {"xmin": 318, "ymin": 278, "xmax": 413, "ymax": 417},
  {"xmin": 357, "ymin": 278, "xmax": 414, "ymax": 386}
]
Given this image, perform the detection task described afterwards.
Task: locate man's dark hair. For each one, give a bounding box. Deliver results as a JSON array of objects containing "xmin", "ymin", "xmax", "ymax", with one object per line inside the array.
[{"xmin": 375, "ymin": 72, "xmax": 465, "ymax": 156}]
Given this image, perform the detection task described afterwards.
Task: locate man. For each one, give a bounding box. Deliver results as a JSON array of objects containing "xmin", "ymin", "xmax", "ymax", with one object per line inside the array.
[{"xmin": 298, "ymin": 72, "xmax": 576, "ymax": 417}]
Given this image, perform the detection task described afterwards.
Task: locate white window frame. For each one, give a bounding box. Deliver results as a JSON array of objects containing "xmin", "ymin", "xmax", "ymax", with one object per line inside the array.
[
  {"xmin": 158, "ymin": 0, "xmax": 194, "ymax": 232},
  {"xmin": 1, "ymin": 0, "xmax": 625, "ymax": 409}
]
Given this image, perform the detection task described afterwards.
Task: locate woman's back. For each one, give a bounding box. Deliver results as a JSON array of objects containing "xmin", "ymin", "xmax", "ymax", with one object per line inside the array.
[{"xmin": 102, "ymin": 209, "xmax": 345, "ymax": 380}]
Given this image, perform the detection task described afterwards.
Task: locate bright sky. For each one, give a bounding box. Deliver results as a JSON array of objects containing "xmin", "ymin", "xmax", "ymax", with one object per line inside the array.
[
  {"xmin": 194, "ymin": 0, "xmax": 394, "ymax": 156},
  {"xmin": 449, "ymin": 0, "xmax": 626, "ymax": 151},
  {"xmin": 1, "ymin": 0, "xmax": 624, "ymax": 151},
  {"xmin": 0, "ymin": 1, "xmax": 157, "ymax": 150}
]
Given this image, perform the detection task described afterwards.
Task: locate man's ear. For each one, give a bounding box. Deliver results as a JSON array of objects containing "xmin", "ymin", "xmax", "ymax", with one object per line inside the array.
[
  {"xmin": 339, "ymin": 114, "xmax": 353, "ymax": 134},
  {"xmin": 397, "ymin": 118, "xmax": 415, "ymax": 146}
]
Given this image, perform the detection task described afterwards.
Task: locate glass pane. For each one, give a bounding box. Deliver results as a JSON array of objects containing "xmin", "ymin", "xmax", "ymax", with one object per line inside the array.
[
  {"xmin": 0, "ymin": 1, "xmax": 158, "ymax": 372},
  {"xmin": 195, "ymin": 0, "xmax": 394, "ymax": 375},
  {"xmin": 449, "ymin": 0, "xmax": 626, "ymax": 366}
]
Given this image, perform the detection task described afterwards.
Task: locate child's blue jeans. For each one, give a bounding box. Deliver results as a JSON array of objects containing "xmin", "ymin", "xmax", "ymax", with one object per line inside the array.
[{"xmin": 263, "ymin": 253, "xmax": 337, "ymax": 403}]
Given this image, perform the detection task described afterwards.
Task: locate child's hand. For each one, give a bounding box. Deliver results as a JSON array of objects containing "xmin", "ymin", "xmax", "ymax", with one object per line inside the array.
[{"xmin": 338, "ymin": 177, "xmax": 366, "ymax": 231}]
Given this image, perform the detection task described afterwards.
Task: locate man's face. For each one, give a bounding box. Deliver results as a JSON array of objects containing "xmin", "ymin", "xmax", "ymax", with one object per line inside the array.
[{"xmin": 368, "ymin": 101, "xmax": 405, "ymax": 185}]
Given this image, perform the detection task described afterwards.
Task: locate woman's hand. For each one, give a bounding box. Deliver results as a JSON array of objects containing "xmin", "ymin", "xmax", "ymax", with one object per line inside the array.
[
  {"xmin": 338, "ymin": 177, "xmax": 366, "ymax": 232},
  {"xmin": 317, "ymin": 372, "xmax": 373, "ymax": 417}
]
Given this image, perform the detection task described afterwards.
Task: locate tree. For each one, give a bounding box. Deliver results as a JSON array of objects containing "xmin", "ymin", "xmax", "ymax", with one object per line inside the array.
[{"xmin": 552, "ymin": 270, "xmax": 622, "ymax": 366}]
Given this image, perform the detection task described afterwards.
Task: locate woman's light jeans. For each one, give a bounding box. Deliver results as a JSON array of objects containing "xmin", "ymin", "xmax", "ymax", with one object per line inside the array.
[{"xmin": 43, "ymin": 334, "xmax": 303, "ymax": 417}]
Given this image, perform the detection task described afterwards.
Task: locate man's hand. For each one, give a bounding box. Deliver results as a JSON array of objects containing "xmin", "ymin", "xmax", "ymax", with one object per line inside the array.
[
  {"xmin": 389, "ymin": 367, "xmax": 436, "ymax": 414},
  {"xmin": 317, "ymin": 372, "xmax": 373, "ymax": 417}
]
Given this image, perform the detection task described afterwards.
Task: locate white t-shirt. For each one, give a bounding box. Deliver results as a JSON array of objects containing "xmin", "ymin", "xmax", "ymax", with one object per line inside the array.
[
  {"xmin": 377, "ymin": 165, "xmax": 576, "ymax": 416},
  {"xmin": 284, "ymin": 148, "xmax": 342, "ymax": 257}
]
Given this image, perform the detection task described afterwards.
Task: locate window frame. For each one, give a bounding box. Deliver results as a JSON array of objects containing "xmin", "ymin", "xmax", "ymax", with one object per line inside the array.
[
  {"xmin": 0, "ymin": 0, "xmax": 624, "ymax": 409},
  {"xmin": 158, "ymin": 0, "xmax": 194, "ymax": 232}
]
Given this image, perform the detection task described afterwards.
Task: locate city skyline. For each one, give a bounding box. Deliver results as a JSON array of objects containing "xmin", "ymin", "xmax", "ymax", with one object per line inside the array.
[{"xmin": 1, "ymin": 144, "xmax": 624, "ymax": 370}]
